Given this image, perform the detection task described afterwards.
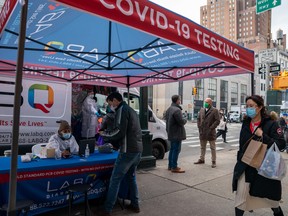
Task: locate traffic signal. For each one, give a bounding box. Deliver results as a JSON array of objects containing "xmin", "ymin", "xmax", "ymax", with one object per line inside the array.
[{"xmin": 193, "ymin": 87, "xmax": 197, "ymax": 95}]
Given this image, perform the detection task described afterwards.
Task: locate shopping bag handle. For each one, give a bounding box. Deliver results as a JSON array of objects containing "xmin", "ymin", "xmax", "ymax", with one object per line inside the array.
[{"xmin": 242, "ymin": 124, "xmax": 262, "ymax": 151}]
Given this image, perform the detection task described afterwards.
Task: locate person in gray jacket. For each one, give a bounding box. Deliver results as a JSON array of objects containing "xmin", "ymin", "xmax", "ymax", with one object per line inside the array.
[
  {"xmin": 99, "ymin": 92, "xmax": 143, "ymax": 216},
  {"xmin": 194, "ymin": 98, "xmax": 220, "ymax": 168},
  {"xmin": 165, "ymin": 95, "xmax": 187, "ymax": 173}
]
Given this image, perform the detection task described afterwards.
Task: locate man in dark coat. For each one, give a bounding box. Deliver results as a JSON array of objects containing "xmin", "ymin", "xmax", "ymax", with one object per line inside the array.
[
  {"xmin": 99, "ymin": 92, "xmax": 143, "ymax": 215},
  {"xmin": 194, "ymin": 98, "xmax": 220, "ymax": 168},
  {"xmin": 165, "ymin": 95, "xmax": 187, "ymax": 173}
]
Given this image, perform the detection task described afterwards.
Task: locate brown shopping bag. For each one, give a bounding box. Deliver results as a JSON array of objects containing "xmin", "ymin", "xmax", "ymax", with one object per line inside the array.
[{"xmin": 241, "ymin": 139, "xmax": 267, "ymax": 169}]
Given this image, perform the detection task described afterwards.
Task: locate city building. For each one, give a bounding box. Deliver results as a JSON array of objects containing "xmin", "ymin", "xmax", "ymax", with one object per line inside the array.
[{"xmin": 150, "ymin": 0, "xmax": 274, "ymax": 119}]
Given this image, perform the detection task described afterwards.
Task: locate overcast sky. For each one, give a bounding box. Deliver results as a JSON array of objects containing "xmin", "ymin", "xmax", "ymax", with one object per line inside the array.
[{"xmin": 151, "ymin": 0, "xmax": 288, "ymax": 40}]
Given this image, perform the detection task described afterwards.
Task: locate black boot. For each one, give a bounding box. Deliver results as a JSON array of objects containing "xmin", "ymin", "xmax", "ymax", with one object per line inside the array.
[
  {"xmin": 235, "ymin": 207, "xmax": 244, "ymax": 216},
  {"xmin": 272, "ymin": 206, "xmax": 284, "ymax": 216}
]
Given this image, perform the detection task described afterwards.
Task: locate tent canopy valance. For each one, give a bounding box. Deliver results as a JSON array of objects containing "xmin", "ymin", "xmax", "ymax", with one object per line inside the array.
[{"xmin": 0, "ymin": 0, "xmax": 254, "ymax": 88}]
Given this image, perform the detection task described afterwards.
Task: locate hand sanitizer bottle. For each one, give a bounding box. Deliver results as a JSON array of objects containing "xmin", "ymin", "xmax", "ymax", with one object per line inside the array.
[{"xmin": 85, "ymin": 144, "xmax": 90, "ymax": 158}]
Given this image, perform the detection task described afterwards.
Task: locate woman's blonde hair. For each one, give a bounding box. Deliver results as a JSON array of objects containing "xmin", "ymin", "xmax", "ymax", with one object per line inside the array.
[{"xmin": 270, "ymin": 111, "xmax": 279, "ymax": 121}]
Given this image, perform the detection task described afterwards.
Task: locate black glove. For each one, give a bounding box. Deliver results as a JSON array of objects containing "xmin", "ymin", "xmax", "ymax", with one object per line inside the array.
[
  {"xmin": 232, "ymin": 173, "xmax": 239, "ymax": 192},
  {"xmin": 103, "ymin": 136, "xmax": 110, "ymax": 143}
]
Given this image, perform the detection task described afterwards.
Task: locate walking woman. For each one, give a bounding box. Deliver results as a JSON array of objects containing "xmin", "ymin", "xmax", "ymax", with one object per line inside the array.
[
  {"xmin": 216, "ymin": 110, "xmax": 228, "ymax": 143},
  {"xmin": 232, "ymin": 95, "xmax": 286, "ymax": 216}
]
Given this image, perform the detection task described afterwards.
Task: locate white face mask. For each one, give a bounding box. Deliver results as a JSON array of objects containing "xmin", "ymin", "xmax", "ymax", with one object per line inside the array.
[{"xmin": 110, "ymin": 106, "xmax": 116, "ymax": 112}]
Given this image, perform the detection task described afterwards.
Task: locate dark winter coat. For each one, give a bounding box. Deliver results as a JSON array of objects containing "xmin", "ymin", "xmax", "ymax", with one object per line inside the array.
[
  {"xmin": 165, "ymin": 103, "xmax": 187, "ymax": 141},
  {"xmin": 101, "ymin": 101, "xmax": 143, "ymax": 153},
  {"xmin": 197, "ymin": 107, "xmax": 220, "ymax": 141},
  {"xmin": 232, "ymin": 116, "xmax": 286, "ymax": 201},
  {"xmin": 100, "ymin": 112, "xmax": 115, "ymax": 132}
]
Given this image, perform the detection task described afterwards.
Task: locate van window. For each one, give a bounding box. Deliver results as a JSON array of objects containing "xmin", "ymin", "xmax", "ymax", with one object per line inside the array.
[
  {"xmin": 123, "ymin": 93, "xmax": 140, "ymax": 112},
  {"xmin": 149, "ymin": 110, "xmax": 156, "ymax": 122},
  {"xmin": 95, "ymin": 93, "xmax": 108, "ymax": 112}
]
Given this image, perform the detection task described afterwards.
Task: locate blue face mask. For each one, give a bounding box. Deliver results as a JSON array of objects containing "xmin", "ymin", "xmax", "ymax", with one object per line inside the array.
[
  {"xmin": 246, "ymin": 107, "xmax": 257, "ymax": 118},
  {"xmin": 62, "ymin": 133, "xmax": 71, "ymax": 140}
]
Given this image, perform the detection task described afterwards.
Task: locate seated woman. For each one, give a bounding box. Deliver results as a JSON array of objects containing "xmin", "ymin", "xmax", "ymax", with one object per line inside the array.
[{"xmin": 46, "ymin": 120, "xmax": 79, "ymax": 158}]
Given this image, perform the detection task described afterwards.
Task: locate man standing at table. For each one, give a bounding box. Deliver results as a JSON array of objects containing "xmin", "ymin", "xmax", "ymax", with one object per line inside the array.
[
  {"xmin": 194, "ymin": 98, "xmax": 220, "ymax": 168},
  {"xmin": 99, "ymin": 92, "xmax": 143, "ymax": 216}
]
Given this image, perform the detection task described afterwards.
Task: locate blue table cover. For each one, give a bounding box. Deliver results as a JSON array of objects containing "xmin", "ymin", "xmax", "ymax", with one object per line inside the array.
[{"xmin": 0, "ymin": 151, "xmax": 118, "ymax": 215}]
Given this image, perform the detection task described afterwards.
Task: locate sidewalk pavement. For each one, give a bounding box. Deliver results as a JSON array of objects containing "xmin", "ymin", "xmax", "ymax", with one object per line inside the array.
[{"xmin": 47, "ymin": 149, "xmax": 288, "ymax": 216}]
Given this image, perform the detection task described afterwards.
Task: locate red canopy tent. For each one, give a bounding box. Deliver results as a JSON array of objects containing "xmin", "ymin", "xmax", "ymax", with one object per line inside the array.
[
  {"xmin": 0, "ymin": 0, "xmax": 254, "ymax": 87},
  {"xmin": 0, "ymin": 0, "xmax": 254, "ymax": 214}
]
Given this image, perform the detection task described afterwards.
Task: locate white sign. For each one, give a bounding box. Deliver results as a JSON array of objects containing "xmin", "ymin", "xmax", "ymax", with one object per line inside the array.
[{"xmin": 258, "ymin": 48, "xmax": 277, "ymax": 64}]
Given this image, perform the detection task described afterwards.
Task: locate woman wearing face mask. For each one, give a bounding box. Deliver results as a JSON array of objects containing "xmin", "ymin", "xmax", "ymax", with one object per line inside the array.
[
  {"xmin": 232, "ymin": 95, "xmax": 286, "ymax": 216},
  {"xmin": 46, "ymin": 120, "xmax": 79, "ymax": 158}
]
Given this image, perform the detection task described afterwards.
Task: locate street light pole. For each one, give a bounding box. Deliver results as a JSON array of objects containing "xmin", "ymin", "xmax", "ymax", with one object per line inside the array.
[
  {"xmin": 191, "ymin": 95, "xmax": 194, "ymax": 121},
  {"xmin": 251, "ymin": 72, "xmax": 255, "ymax": 95}
]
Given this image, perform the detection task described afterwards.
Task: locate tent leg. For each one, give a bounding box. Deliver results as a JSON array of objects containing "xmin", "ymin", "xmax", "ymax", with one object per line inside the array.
[
  {"xmin": 138, "ymin": 87, "xmax": 156, "ymax": 169},
  {"xmin": 8, "ymin": 1, "xmax": 29, "ymax": 215}
]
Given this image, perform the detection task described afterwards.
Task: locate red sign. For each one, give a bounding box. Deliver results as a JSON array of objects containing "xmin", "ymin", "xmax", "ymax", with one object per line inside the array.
[
  {"xmin": 0, "ymin": 0, "xmax": 18, "ymax": 36},
  {"xmin": 55, "ymin": 0, "xmax": 254, "ymax": 72}
]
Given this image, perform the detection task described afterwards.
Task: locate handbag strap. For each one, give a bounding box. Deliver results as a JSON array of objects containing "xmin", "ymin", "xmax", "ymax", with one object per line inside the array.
[
  {"xmin": 242, "ymin": 135, "xmax": 255, "ymax": 150},
  {"xmin": 242, "ymin": 124, "xmax": 261, "ymax": 151}
]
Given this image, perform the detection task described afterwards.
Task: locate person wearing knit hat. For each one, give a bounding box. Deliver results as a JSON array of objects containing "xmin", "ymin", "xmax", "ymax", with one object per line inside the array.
[
  {"xmin": 46, "ymin": 120, "xmax": 79, "ymax": 158},
  {"xmin": 58, "ymin": 120, "xmax": 71, "ymax": 134}
]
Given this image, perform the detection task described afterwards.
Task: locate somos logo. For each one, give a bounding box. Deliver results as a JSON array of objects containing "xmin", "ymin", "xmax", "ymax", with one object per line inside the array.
[{"xmin": 28, "ymin": 84, "xmax": 54, "ymax": 113}]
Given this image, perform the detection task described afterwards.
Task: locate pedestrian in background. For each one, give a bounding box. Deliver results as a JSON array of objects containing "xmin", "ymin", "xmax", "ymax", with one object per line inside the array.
[
  {"xmin": 99, "ymin": 92, "xmax": 142, "ymax": 216},
  {"xmin": 270, "ymin": 111, "xmax": 278, "ymax": 121},
  {"xmin": 279, "ymin": 116, "xmax": 286, "ymax": 130},
  {"xmin": 232, "ymin": 95, "xmax": 286, "ymax": 216},
  {"xmin": 194, "ymin": 98, "xmax": 220, "ymax": 168},
  {"xmin": 164, "ymin": 95, "xmax": 187, "ymax": 173},
  {"xmin": 217, "ymin": 110, "xmax": 228, "ymax": 143}
]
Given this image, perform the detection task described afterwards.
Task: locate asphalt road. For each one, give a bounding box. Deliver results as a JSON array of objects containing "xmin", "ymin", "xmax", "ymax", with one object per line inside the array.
[{"xmin": 179, "ymin": 122, "xmax": 242, "ymax": 158}]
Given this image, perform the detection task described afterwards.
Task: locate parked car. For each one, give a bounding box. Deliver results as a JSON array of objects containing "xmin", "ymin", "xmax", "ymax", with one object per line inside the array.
[{"xmin": 229, "ymin": 113, "xmax": 240, "ymax": 123}]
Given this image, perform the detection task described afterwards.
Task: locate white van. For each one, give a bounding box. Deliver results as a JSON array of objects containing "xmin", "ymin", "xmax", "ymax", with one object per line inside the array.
[
  {"xmin": 0, "ymin": 76, "xmax": 71, "ymax": 154},
  {"xmin": 0, "ymin": 77, "xmax": 169, "ymax": 159}
]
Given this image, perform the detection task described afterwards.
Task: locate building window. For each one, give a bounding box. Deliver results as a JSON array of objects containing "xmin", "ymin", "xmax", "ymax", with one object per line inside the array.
[
  {"xmin": 261, "ymin": 83, "xmax": 263, "ymax": 91},
  {"xmin": 195, "ymin": 79, "xmax": 204, "ymax": 100},
  {"xmin": 241, "ymin": 84, "xmax": 247, "ymax": 105},
  {"xmin": 220, "ymin": 80, "xmax": 228, "ymax": 103},
  {"xmin": 231, "ymin": 82, "xmax": 238, "ymax": 105},
  {"xmin": 208, "ymin": 78, "xmax": 217, "ymax": 101}
]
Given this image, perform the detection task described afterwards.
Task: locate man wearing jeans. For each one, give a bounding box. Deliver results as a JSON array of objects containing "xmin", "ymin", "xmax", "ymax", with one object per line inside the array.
[
  {"xmin": 99, "ymin": 92, "xmax": 143, "ymax": 216},
  {"xmin": 164, "ymin": 95, "xmax": 187, "ymax": 173}
]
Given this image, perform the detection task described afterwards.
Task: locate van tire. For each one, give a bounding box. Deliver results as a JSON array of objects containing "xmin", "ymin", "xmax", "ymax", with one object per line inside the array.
[{"xmin": 152, "ymin": 140, "xmax": 165, "ymax": 159}]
